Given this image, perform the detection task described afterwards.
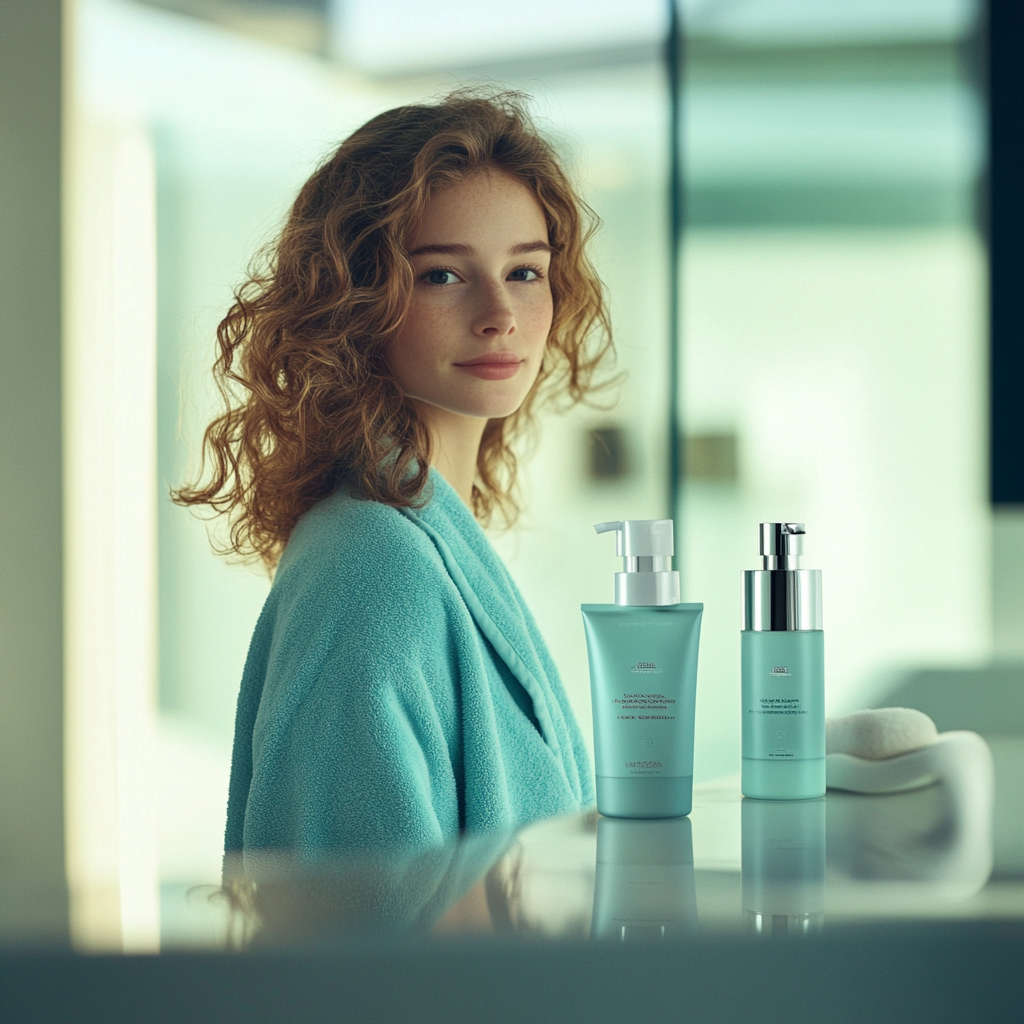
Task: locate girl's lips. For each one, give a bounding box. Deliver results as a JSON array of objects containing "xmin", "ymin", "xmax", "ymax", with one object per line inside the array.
[
  {"xmin": 454, "ymin": 352, "xmax": 523, "ymax": 381},
  {"xmin": 455, "ymin": 361, "xmax": 522, "ymax": 381}
]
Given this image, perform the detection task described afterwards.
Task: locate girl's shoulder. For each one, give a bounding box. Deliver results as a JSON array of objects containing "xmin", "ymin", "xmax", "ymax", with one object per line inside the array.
[
  {"xmin": 293, "ymin": 484, "xmax": 426, "ymax": 547},
  {"xmin": 275, "ymin": 485, "xmax": 446, "ymax": 598}
]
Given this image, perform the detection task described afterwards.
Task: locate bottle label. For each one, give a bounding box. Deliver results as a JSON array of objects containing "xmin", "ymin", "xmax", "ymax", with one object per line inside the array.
[
  {"xmin": 741, "ymin": 631, "xmax": 825, "ymax": 761},
  {"xmin": 582, "ymin": 606, "xmax": 702, "ymax": 780}
]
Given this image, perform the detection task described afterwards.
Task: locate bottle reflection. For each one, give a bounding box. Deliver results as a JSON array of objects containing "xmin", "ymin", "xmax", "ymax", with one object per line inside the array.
[
  {"xmin": 591, "ymin": 817, "xmax": 697, "ymax": 941},
  {"xmin": 741, "ymin": 797, "xmax": 825, "ymax": 937}
]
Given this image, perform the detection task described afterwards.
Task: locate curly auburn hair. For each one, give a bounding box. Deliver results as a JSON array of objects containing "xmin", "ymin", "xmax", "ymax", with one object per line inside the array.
[{"xmin": 173, "ymin": 89, "xmax": 613, "ymax": 570}]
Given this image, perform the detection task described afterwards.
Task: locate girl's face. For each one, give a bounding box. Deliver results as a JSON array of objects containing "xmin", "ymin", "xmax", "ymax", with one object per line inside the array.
[{"xmin": 389, "ymin": 169, "xmax": 554, "ymax": 421}]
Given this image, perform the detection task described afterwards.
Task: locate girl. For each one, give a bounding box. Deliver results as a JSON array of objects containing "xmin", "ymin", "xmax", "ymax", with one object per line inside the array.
[{"xmin": 175, "ymin": 91, "xmax": 613, "ymax": 859}]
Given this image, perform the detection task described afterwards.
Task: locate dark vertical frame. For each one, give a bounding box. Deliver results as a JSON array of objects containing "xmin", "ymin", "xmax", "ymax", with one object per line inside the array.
[
  {"xmin": 666, "ymin": 0, "xmax": 685, "ymax": 534},
  {"xmin": 0, "ymin": 0, "xmax": 69, "ymax": 941},
  {"xmin": 989, "ymin": 1, "xmax": 1024, "ymax": 504}
]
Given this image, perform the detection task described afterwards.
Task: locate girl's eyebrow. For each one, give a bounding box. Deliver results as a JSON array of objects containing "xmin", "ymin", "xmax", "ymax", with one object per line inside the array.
[
  {"xmin": 407, "ymin": 242, "xmax": 473, "ymax": 257},
  {"xmin": 407, "ymin": 240, "xmax": 553, "ymax": 257},
  {"xmin": 510, "ymin": 240, "xmax": 553, "ymax": 255}
]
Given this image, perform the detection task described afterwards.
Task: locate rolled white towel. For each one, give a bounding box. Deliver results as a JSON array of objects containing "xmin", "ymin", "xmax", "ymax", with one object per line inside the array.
[
  {"xmin": 826, "ymin": 731, "xmax": 994, "ymax": 893},
  {"xmin": 827, "ymin": 707, "xmax": 938, "ymax": 760},
  {"xmin": 826, "ymin": 707, "xmax": 940, "ymax": 794}
]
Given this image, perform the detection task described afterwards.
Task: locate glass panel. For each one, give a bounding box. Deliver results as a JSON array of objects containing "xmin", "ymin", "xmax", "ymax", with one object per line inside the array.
[
  {"xmin": 678, "ymin": 0, "xmax": 987, "ymax": 779},
  {"xmin": 69, "ymin": 0, "xmax": 987, "ymax": 951}
]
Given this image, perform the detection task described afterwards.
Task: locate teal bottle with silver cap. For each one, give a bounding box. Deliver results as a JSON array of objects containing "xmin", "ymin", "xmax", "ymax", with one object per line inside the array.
[
  {"xmin": 741, "ymin": 523, "xmax": 825, "ymax": 800},
  {"xmin": 582, "ymin": 520, "xmax": 703, "ymax": 818}
]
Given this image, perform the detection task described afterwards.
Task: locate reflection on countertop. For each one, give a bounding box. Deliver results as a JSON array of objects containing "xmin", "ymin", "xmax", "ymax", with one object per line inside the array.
[
  {"xmin": 592, "ymin": 818, "xmax": 697, "ymax": 941},
  {"xmin": 742, "ymin": 797, "xmax": 825, "ymax": 937},
  {"xmin": 176, "ymin": 729, "xmax": 1024, "ymax": 951}
]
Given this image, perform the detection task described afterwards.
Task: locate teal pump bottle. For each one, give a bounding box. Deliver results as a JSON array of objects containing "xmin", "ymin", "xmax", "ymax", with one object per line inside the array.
[
  {"xmin": 582, "ymin": 520, "xmax": 703, "ymax": 819},
  {"xmin": 741, "ymin": 523, "xmax": 825, "ymax": 800}
]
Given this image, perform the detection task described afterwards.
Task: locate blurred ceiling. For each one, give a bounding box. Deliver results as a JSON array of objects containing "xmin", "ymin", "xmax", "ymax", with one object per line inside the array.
[{"xmin": 134, "ymin": 0, "xmax": 980, "ymax": 73}]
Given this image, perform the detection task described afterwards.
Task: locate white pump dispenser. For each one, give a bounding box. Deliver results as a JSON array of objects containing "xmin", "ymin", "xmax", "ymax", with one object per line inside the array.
[{"xmin": 594, "ymin": 519, "xmax": 681, "ymax": 607}]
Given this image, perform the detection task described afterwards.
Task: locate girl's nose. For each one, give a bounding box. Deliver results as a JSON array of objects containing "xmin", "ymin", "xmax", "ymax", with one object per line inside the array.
[{"xmin": 472, "ymin": 281, "xmax": 516, "ymax": 337}]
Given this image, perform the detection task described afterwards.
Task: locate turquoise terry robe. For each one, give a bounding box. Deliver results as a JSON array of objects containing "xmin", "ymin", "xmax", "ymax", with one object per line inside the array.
[{"xmin": 225, "ymin": 470, "xmax": 593, "ymax": 859}]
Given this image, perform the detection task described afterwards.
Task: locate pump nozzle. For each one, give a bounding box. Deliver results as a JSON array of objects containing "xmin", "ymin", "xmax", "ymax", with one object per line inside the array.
[
  {"xmin": 759, "ymin": 522, "xmax": 804, "ymax": 570},
  {"xmin": 594, "ymin": 519, "xmax": 680, "ymax": 606},
  {"xmin": 594, "ymin": 519, "xmax": 675, "ymax": 559}
]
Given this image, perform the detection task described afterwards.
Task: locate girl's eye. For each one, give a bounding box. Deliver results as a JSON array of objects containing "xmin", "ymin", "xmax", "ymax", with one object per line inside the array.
[
  {"xmin": 507, "ymin": 266, "xmax": 542, "ymax": 283},
  {"xmin": 424, "ymin": 269, "xmax": 459, "ymax": 286}
]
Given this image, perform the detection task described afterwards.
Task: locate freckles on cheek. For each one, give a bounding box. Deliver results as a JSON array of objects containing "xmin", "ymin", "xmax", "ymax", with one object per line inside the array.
[
  {"xmin": 401, "ymin": 300, "xmax": 448, "ymax": 352},
  {"xmin": 525, "ymin": 297, "xmax": 555, "ymax": 342}
]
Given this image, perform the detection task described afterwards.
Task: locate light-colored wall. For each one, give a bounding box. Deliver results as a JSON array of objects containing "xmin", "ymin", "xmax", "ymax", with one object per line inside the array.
[{"xmin": 0, "ymin": 0, "xmax": 68, "ymax": 943}]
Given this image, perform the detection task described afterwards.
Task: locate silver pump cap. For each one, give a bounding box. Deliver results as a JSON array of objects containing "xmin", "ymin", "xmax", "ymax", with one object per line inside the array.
[
  {"xmin": 759, "ymin": 522, "xmax": 804, "ymax": 569},
  {"xmin": 743, "ymin": 521, "xmax": 822, "ymax": 631},
  {"xmin": 595, "ymin": 519, "xmax": 681, "ymax": 606}
]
